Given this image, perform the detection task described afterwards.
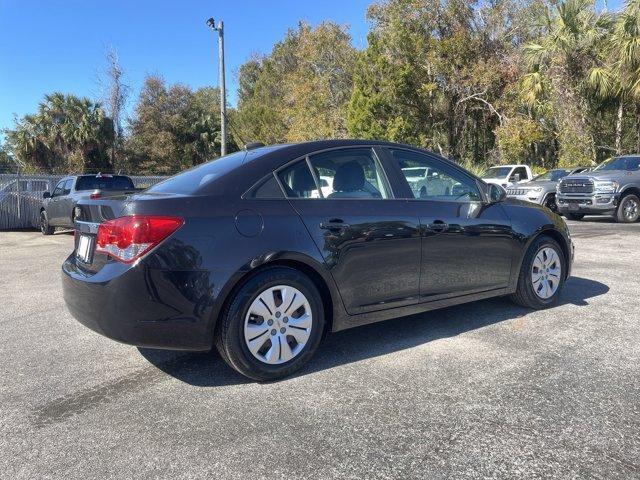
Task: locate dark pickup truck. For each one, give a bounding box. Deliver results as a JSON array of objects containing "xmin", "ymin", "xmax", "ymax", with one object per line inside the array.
[{"xmin": 40, "ymin": 174, "xmax": 139, "ymax": 234}]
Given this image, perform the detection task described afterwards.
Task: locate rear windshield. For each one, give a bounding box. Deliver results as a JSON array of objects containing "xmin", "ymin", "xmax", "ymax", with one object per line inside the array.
[
  {"xmin": 147, "ymin": 146, "xmax": 284, "ymax": 194},
  {"xmin": 147, "ymin": 151, "xmax": 248, "ymax": 194},
  {"xmin": 76, "ymin": 175, "xmax": 135, "ymax": 191}
]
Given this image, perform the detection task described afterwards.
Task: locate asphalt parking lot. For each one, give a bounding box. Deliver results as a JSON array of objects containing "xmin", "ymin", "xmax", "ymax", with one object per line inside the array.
[{"xmin": 1, "ymin": 218, "xmax": 639, "ymax": 479}]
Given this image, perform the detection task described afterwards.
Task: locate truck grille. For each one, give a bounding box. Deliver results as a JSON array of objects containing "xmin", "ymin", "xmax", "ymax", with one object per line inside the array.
[
  {"xmin": 559, "ymin": 178, "xmax": 594, "ymax": 194},
  {"xmin": 507, "ymin": 188, "xmax": 527, "ymax": 195}
]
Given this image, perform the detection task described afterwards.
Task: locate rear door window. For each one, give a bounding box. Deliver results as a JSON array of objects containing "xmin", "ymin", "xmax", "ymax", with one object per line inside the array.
[{"xmin": 278, "ymin": 148, "xmax": 390, "ymax": 199}]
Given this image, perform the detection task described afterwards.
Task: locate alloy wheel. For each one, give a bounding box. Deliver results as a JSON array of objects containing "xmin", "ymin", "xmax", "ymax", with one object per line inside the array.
[
  {"xmin": 623, "ymin": 198, "xmax": 639, "ymax": 221},
  {"xmin": 243, "ymin": 285, "xmax": 312, "ymax": 365},
  {"xmin": 531, "ymin": 247, "xmax": 562, "ymax": 299}
]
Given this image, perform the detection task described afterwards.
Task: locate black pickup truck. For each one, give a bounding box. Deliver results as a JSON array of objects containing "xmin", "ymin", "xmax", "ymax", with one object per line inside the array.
[{"xmin": 40, "ymin": 174, "xmax": 139, "ymax": 234}]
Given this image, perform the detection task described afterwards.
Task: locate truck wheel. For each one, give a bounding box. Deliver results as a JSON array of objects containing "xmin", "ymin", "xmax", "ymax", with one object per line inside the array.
[
  {"xmin": 40, "ymin": 211, "xmax": 54, "ymax": 235},
  {"xmin": 616, "ymin": 194, "xmax": 640, "ymax": 223},
  {"xmin": 509, "ymin": 235, "xmax": 566, "ymax": 309},
  {"xmin": 543, "ymin": 194, "xmax": 558, "ymax": 213},
  {"xmin": 566, "ymin": 213, "xmax": 584, "ymax": 221}
]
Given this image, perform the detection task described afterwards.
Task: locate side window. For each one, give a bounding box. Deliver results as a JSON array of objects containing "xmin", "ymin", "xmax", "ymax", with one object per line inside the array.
[
  {"xmin": 278, "ymin": 160, "xmax": 320, "ymax": 198},
  {"xmin": 308, "ymin": 148, "xmax": 389, "ymax": 199},
  {"xmin": 390, "ymin": 149, "xmax": 482, "ymax": 202},
  {"xmin": 62, "ymin": 179, "xmax": 73, "ymax": 195},
  {"xmin": 51, "ymin": 181, "xmax": 65, "ymax": 197},
  {"xmin": 512, "ymin": 167, "xmax": 527, "ymax": 181},
  {"xmin": 248, "ymin": 175, "xmax": 284, "ymax": 199}
]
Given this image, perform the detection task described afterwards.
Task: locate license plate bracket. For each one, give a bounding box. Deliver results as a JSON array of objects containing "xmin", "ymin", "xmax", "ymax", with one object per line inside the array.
[{"xmin": 76, "ymin": 234, "xmax": 93, "ymax": 263}]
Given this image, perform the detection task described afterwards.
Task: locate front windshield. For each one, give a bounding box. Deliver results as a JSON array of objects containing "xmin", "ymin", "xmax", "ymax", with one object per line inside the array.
[
  {"xmin": 533, "ymin": 169, "xmax": 569, "ymax": 182},
  {"xmin": 594, "ymin": 156, "xmax": 640, "ymax": 171},
  {"xmin": 481, "ymin": 167, "xmax": 511, "ymax": 179}
]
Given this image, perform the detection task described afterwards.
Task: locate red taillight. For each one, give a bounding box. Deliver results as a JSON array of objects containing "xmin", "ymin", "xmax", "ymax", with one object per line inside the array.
[
  {"xmin": 96, "ymin": 215, "xmax": 183, "ymax": 263},
  {"xmin": 90, "ymin": 191, "xmax": 101, "ymax": 199}
]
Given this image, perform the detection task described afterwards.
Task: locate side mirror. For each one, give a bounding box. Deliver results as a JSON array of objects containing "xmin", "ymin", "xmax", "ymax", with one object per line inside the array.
[
  {"xmin": 488, "ymin": 183, "xmax": 507, "ymax": 203},
  {"xmin": 43, "ymin": 191, "xmax": 51, "ymax": 199},
  {"xmin": 510, "ymin": 173, "xmax": 521, "ymax": 183}
]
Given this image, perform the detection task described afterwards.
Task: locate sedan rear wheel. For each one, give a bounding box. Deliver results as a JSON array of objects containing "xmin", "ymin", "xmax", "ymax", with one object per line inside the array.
[
  {"xmin": 243, "ymin": 285, "xmax": 313, "ymax": 365},
  {"xmin": 216, "ymin": 266, "xmax": 325, "ymax": 381}
]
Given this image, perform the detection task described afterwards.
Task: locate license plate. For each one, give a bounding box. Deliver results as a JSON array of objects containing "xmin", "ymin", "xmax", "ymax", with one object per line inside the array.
[
  {"xmin": 568, "ymin": 202, "xmax": 580, "ymax": 211},
  {"xmin": 76, "ymin": 234, "xmax": 93, "ymax": 263}
]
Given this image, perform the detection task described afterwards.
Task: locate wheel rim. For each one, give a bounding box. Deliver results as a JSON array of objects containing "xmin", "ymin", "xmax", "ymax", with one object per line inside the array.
[
  {"xmin": 531, "ymin": 247, "xmax": 562, "ymax": 299},
  {"xmin": 623, "ymin": 198, "xmax": 638, "ymax": 220},
  {"xmin": 244, "ymin": 285, "xmax": 312, "ymax": 365},
  {"xmin": 545, "ymin": 197, "xmax": 557, "ymax": 212}
]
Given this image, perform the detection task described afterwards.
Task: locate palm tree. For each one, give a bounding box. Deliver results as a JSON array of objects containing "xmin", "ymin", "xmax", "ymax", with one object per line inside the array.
[
  {"xmin": 5, "ymin": 93, "xmax": 114, "ymax": 173},
  {"xmin": 523, "ymin": 0, "xmax": 612, "ymax": 166},
  {"xmin": 613, "ymin": 0, "xmax": 640, "ymax": 151},
  {"xmin": 587, "ymin": 0, "xmax": 640, "ymax": 154}
]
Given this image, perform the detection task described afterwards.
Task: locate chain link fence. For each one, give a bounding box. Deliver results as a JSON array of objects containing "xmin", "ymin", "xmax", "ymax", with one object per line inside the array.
[{"xmin": 0, "ymin": 174, "xmax": 167, "ymax": 230}]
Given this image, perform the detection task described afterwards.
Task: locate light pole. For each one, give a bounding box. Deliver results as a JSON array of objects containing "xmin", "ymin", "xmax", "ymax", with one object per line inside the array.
[{"xmin": 206, "ymin": 17, "xmax": 227, "ymax": 156}]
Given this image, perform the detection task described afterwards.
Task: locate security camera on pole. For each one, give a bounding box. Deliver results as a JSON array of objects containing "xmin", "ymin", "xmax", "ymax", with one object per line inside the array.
[{"xmin": 206, "ymin": 17, "xmax": 227, "ymax": 157}]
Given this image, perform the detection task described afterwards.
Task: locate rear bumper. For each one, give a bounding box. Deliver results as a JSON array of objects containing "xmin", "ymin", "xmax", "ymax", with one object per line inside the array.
[{"xmin": 62, "ymin": 254, "xmax": 215, "ymax": 351}]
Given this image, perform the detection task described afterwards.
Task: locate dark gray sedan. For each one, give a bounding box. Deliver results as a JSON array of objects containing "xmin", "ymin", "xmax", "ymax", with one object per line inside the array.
[{"xmin": 40, "ymin": 174, "xmax": 137, "ymax": 234}]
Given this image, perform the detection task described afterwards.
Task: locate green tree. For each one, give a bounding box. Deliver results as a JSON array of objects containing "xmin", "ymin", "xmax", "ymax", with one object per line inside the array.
[
  {"xmin": 4, "ymin": 93, "xmax": 113, "ymax": 173},
  {"xmin": 125, "ymin": 75, "xmax": 233, "ymax": 174},
  {"xmin": 234, "ymin": 21, "xmax": 356, "ymax": 145},
  {"xmin": 347, "ymin": 0, "xmax": 535, "ymax": 164},
  {"xmin": 523, "ymin": 0, "xmax": 611, "ymax": 167}
]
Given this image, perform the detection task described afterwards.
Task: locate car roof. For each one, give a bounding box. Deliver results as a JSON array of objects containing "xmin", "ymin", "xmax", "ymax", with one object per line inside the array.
[{"xmin": 197, "ymin": 139, "xmax": 462, "ymax": 195}]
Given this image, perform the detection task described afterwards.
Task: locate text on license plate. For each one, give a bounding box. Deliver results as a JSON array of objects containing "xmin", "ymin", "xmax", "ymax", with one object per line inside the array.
[{"xmin": 76, "ymin": 234, "xmax": 92, "ymax": 262}]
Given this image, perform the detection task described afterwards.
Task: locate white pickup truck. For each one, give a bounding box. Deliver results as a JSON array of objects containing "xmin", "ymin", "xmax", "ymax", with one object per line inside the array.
[{"xmin": 480, "ymin": 165, "xmax": 533, "ymax": 188}]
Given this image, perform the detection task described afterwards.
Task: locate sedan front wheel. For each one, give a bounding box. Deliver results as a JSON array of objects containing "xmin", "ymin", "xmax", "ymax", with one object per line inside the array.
[{"xmin": 509, "ymin": 235, "xmax": 566, "ymax": 309}]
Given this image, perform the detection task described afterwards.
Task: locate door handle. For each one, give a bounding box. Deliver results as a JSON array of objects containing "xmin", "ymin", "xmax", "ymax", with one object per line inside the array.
[
  {"xmin": 426, "ymin": 220, "xmax": 449, "ymax": 232},
  {"xmin": 320, "ymin": 219, "xmax": 350, "ymax": 231}
]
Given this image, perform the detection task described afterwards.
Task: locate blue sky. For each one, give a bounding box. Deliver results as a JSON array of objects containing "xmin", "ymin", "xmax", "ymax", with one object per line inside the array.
[
  {"xmin": 0, "ymin": 0, "xmax": 622, "ymax": 135},
  {"xmin": 0, "ymin": 0, "xmax": 372, "ymax": 133}
]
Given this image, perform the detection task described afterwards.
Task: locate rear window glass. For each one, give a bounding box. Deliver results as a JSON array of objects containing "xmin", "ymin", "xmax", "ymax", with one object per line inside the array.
[
  {"xmin": 147, "ymin": 151, "xmax": 248, "ymax": 194},
  {"xmin": 76, "ymin": 175, "xmax": 135, "ymax": 191},
  {"xmin": 147, "ymin": 146, "xmax": 285, "ymax": 194}
]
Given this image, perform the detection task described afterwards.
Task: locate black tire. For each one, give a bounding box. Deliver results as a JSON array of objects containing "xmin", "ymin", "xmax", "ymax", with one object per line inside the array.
[
  {"xmin": 40, "ymin": 211, "xmax": 54, "ymax": 235},
  {"xmin": 215, "ymin": 266, "xmax": 325, "ymax": 381},
  {"xmin": 566, "ymin": 213, "xmax": 584, "ymax": 221},
  {"xmin": 616, "ymin": 194, "xmax": 640, "ymax": 223},
  {"xmin": 543, "ymin": 194, "xmax": 558, "ymax": 213},
  {"xmin": 509, "ymin": 235, "xmax": 566, "ymax": 309}
]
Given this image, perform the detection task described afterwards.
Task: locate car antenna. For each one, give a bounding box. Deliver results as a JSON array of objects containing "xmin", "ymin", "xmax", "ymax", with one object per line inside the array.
[{"xmin": 245, "ymin": 142, "xmax": 265, "ymax": 151}]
